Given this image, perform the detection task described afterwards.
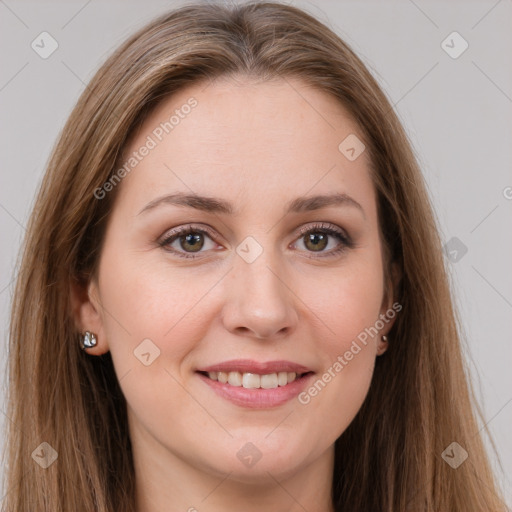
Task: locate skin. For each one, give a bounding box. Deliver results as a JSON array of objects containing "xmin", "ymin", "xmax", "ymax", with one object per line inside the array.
[{"xmin": 73, "ymin": 75, "xmax": 397, "ymax": 512}]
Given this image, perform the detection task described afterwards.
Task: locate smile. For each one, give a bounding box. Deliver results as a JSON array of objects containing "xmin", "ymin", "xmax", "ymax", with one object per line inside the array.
[
  {"xmin": 200, "ymin": 370, "xmax": 305, "ymax": 389},
  {"xmin": 196, "ymin": 360, "xmax": 315, "ymax": 408}
]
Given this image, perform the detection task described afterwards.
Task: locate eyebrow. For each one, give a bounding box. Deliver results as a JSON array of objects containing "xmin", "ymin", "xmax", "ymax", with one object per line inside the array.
[{"xmin": 138, "ymin": 191, "xmax": 365, "ymax": 218}]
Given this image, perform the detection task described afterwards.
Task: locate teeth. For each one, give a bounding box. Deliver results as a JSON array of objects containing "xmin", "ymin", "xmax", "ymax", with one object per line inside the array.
[
  {"xmin": 227, "ymin": 371, "xmax": 242, "ymax": 387},
  {"xmin": 242, "ymin": 373, "xmax": 260, "ymax": 389},
  {"xmin": 206, "ymin": 371, "xmax": 300, "ymax": 388},
  {"xmin": 260, "ymin": 373, "xmax": 278, "ymax": 389},
  {"xmin": 277, "ymin": 372, "xmax": 288, "ymax": 386}
]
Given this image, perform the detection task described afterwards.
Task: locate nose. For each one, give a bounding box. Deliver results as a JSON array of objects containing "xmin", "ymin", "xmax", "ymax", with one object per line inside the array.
[{"xmin": 221, "ymin": 246, "xmax": 298, "ymax": 340}]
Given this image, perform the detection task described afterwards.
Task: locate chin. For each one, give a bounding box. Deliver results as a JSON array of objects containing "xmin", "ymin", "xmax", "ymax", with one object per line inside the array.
[{"xmin": 199, "ymin": 437, "xmax": 311, "ymax": 483}]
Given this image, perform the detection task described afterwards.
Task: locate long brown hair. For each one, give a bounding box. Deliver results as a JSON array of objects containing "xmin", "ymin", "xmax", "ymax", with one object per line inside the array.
[{"xmin": 3, "ymin": 2, "xmax": 506, "ymax": 510}]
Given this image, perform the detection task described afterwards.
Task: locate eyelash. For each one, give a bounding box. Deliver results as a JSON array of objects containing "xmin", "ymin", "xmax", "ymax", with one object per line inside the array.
[{"xmin": 158, "ymin": 222, "xmax": 353, "ymax": 260}]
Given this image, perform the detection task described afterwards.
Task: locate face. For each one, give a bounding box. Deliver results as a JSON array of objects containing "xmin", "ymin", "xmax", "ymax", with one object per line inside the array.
[{"xmin": 78, "ymin": 76, "xmax": 396, "ymax": 484}]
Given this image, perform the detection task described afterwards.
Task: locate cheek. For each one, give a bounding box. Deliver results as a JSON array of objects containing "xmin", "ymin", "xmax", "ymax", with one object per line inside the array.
[
  {"xmin": 303, "ymin": 250, "xmax": 385, "ymax": 351},
  {"xmin": 98, "ymin": 249, "xmax": 216, "ymax": 341},
  {"xmin": 96, "ymin": 252, "xmax": 219, "ymax": 429},
  {"xmin": 294, "ymin": 252, "xmax": 383, "ymax": 428},
  {"xmin": 95, "ymin": 247, "xmax": 227, "ymax": 402}
]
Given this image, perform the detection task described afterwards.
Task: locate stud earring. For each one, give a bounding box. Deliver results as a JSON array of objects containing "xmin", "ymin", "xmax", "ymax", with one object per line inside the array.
[
  {"xmin": 80, "ymin": 331, "xmax": 97, "ymax": 350},
  {"xmin": 376, "ymin": 334, "xmax": 389, "ymax": 356}
]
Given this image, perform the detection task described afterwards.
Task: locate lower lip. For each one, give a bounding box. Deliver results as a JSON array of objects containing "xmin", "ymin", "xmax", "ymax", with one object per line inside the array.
[{"xmin": 197, "ymin": 372, "xmax": 314, "ymax": 409}]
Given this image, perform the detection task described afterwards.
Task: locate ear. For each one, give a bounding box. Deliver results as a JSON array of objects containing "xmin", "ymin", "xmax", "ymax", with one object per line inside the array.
[
  {"xmin": 70, "ymin": 275, "xmax": 109, "ymax": 355},
  {"xmin": 376, "ymin": 261, "xmax": 401, "ymax": 356}
]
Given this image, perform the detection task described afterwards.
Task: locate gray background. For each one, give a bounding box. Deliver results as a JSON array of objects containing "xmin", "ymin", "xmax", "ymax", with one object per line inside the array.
[{"xmin": 1, "ymin": 0, "xmax": 511, "ymax": 507}]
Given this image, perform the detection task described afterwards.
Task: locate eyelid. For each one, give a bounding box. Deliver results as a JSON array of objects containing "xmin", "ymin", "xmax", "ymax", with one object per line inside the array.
[
  {"xmin": 294, "ymin": 221, "xmax": 349, "ymax": 240},
  {"xmin": 159, "ymin": 223, "xmax": 225, "ymax": 246}
]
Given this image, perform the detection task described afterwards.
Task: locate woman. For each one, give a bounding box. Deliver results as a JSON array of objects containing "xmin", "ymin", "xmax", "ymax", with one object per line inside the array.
[{"xmin": 3, "ymin": 1, "xmax": 506, "ymax": 511}]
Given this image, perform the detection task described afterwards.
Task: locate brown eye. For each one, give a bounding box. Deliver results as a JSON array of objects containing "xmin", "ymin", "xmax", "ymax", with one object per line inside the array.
[
  {"xmin": 179, "ymin": 232, "xmax": 205, "ymax": 252},
  {"xmin": 293, "ymin": 223, "xmax": 353, "ymax": 258},
  {"xmin": 303, "ymin": 232, "xmax": 328, "ymax": 252},
  {"xmin": 159, "ymin": 225, "xmax": 219, "ymax": 259}
]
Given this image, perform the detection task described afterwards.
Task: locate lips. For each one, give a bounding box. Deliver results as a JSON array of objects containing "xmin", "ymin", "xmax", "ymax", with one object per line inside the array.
[
  {"xmin": 196, "ymin": 359, "xmax": 314, "ymax": 408},
  {"xmin": 198, "ymin": 359, "xmax": 312, "ymax": 375}
]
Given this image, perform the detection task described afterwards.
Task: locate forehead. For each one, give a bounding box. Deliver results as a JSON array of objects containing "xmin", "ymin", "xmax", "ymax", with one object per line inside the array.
[{"xmin": 115, "ymin": 75, "xmax": 376, "ymax": 218}]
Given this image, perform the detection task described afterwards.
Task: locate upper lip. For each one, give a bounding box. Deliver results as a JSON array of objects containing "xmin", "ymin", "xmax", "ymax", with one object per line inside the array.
[{"xmin": 197, "ymin": 359, "xmax": 313, "ymax": 375}]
